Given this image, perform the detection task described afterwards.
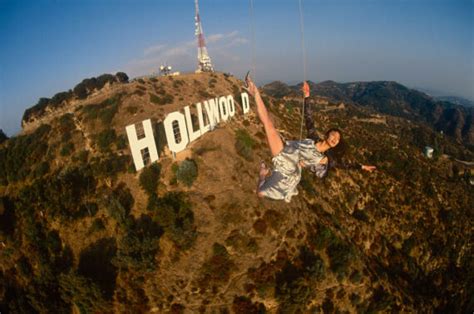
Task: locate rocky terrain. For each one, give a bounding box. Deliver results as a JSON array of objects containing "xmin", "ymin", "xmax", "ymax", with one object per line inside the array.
[{"xmin": 0, "ymin": 72, "xmax": 473, "ymax": 313}]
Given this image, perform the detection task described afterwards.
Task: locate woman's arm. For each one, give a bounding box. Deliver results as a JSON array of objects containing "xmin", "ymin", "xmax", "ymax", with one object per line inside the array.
[
  {"xmin": 329, "ymin": 159, "xmax": 376, "ymax": 172},
  {"xmin": 302, "ymin": 82, "xmax": 318, "ymax": 140}
]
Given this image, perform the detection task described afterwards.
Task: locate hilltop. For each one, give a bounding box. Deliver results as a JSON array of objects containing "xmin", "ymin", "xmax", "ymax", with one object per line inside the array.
[{"xmin": 0, "ymin": 72, "xmax": 473, "ymax": 313}]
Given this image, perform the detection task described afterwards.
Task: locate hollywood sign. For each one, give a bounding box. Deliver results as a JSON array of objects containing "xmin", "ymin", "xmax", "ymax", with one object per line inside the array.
[{"xmin": 126, "ymin": 92, "xmax": 250, "ymax": 171}]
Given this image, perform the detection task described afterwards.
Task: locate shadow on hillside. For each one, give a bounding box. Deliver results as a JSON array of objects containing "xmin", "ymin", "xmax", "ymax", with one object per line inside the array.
[{"xmin": 78, "ymin": 237, "xmax": 117, "ymax": 300}]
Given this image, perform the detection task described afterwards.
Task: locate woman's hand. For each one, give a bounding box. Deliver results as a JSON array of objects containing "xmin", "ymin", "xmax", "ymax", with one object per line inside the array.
[
  {"xmin": 244, "ymin": 74, "xmax": 259, "ymax": 97},
  {"xmin": 302, "ymin": 81, "xmax": 310, "ymax": 98},
  {"xmin": 361, "ymin": 165, "xmax": 376, "ymax": 172}
]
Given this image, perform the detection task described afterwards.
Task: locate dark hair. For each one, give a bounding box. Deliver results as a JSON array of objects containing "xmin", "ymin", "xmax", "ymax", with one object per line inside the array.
[
  {"xmin": 324, "ymin": 128, "xmax": 342, "ymax": 140},
  {"xmin": 325, "ymin": 128, "xmax": 346, "ymax": 164}
]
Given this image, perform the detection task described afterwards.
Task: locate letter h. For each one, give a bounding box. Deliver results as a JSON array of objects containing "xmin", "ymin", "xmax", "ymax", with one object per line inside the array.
[{"xmin": 126, "ymin": 119, "xmax": 159, "ymax": 171}]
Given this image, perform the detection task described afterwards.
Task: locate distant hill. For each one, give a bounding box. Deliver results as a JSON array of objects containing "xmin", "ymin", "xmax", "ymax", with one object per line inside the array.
[
  {"xmin": 435, "ymin": 95, "xmax": 474, "ymax": 108},
  {"xmin": 1, "ymin": 72, "xmax": 473, "ymax": 313},
  {"xmin": 263, "ymin": 80, "xmax": 474, "ymax": 147}
]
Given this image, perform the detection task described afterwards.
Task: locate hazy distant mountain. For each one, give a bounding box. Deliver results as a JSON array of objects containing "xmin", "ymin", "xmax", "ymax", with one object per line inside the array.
[
  {"xmin": 1, "ymin": 72, "xmax": 473, "ymax": 313},
  {"xmin": 263, "ymin": 80, "xmax": 474, "ymax": 146},
  {"xmin": 435, "ymin": 96, "xmax": 474, "ymax": 108}
]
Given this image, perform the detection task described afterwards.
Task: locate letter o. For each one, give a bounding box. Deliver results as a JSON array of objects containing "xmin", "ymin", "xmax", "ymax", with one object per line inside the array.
[{"xmin": 164, "ymin": 111, "xmax": 189, "ymax": 153}]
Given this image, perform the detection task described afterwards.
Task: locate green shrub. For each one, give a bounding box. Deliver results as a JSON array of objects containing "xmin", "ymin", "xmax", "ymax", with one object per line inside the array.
[
  {"xmin": 0, "ymin": 124, "xmax": 50, "ymax": 184},
  {"xmin": 95, "ymin": 129, "xmax": 116, "ymax": 152},
  {"xmin": 199, "ymin": 243, "xmax": 234, "ymax": 288},
  {"xmin": 116, "ymin": 135, "xmax": 127, "ymax": 150},
  {"xmin": 113, "ymin": 214, "xmax": 163, "ymax": 272},
  {"xmin": 148, "ymin": 192, "xmax": 196, "ymax": 249},
  {"xmin": 176, "ymin": 159, "xmax": 198, "ymax": 187},
  {"xmin": 149, "ymin": 93, "xmax": 174, "ymax": 105},
  {"xmin": 232, "ymin": 296, "xmax": 266, "ymax": 313},
  {"xmin": 235, "ymin": 129, "xmax": 256, "ymax": 160},
  {"xmin": 139, "ymin": 163, "xmax": 161, "ymax": 195},
  {"xmin": 82, "ymin": 95, "xmax": 121, "ymax": 124},
  {"xmin": 327, "ymin": 239, "xmax": 354, "ymax": 278},
  {"xmin": 149, "ymin": 93, "xmax": 161, "ymax": 104},
  {"xmin": 126, "ymin": 106, "xmax": 138, "ymax": 114},
  {"xmin": 33, "ymin": 161, "xmax": 50, "ymax": 178},
  {"xmin": 90, "ymin": 154, "xmax": 130, "ymax": 178},
  {"xmin": 59, "ymin": 272, "xmax": 109, "ymax": 313},
  {"xmin": 73, "ymin": 150, "xmax": 89, "ymax": 164},
  {"xmin": 89, "ymin": 218, "xmax": 105, "ymax": 234},
  {"xmin": 115, "ymin": 72, "xmax": 129, "ymax": 83},
  {"xmin": 0, "ymin": 129, "xmax": 8, "ymax": 144},
  {"xmin": 104, "ymin": 184, "xmax": 134, "ymax": 225},
  {"xmin": 60, "ymin": 142, "xmax": 74, "ymax": 156},
  {"xmin": 198, "ymin": 90, "xmax": 212, "ymax": 99}
]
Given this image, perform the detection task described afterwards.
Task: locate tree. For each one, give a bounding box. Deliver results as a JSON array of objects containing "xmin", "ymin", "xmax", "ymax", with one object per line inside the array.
[
  {"xmin": 139, "ymin": 163, "xmax": 161, "ymax": 195},
  {"xmin": 116, "ymin": 72, "xmax": 129, "ymax": 83},
  {"xmin": 176, "ymin": 159, "xmax": 198, "ymax": 187},
  {"xmin": 0, "ymin": 129, "xmax": 8, "ymax": 144}
]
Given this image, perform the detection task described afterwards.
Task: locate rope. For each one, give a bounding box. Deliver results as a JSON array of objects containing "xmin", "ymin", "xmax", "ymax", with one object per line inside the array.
[
  {"xmin": 249, "ymin": 0, "xmax": 257, "ymax": 80},
  {"xmin": 298, "ymin": 0, "xmax": 308, "ymax": 140}
]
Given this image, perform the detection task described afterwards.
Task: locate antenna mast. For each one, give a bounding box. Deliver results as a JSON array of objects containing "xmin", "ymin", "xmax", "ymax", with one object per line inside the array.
[{"xmin": 194, "ymin": 0, "xmax": 214, "ymax": 72}]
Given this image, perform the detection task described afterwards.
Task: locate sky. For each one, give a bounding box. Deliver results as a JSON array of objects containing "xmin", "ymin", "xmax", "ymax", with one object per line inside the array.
[{"xmin": 0, "ymin": 0, "xmax": 472, "ymax": 136}]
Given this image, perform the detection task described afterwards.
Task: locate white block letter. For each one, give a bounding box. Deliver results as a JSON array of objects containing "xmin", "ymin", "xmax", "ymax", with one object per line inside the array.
[
  {"xmin": 197, "ymin": 102, "xmax": 211, "ymax": 135},
  {"xmin": 184, "ymin": 105, "xmax": 201, "ymax": 142},
  {"xmin": 219, "ymin": 96, "xmax": 229, "ymax": 122},
  {"xmin": 126, "ymin": 119, "xmax": 159, "ymax": 171},
  {"xmin": 241, "ymin": 92, "xmax": 250, "ymax": 114},
  {"xmin": 204, "ymin": 98, "xmax": 220, "ymax": 128},
  {"xmin": 227, "ymin": 94, "xmax": 236, "ymax": 117},
  {"xmin": 164, "ymin": 111, "xmax": 189, "ymax": 153}
]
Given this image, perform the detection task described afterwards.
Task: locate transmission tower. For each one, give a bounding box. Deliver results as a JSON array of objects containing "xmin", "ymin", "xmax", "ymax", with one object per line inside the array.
[{"xmin": 194, "ymin": 0, "xmax": 214, "ymax": 73}]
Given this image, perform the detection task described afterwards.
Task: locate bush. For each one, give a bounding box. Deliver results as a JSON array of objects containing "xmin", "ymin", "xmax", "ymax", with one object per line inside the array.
[
  {"xmin": 90, "ymin": 154, "xmax": 130, "ymax": 177},
  {"xmin": 235, "ymin": 129, "xmax": 256, "ymax": 160},
  {"xmin": 199, "ymin": 243, "xmax": 234, "ymax": 288},
  {"xmin": 95, "ymin": 129, "xmax": 116, "ymax": 152},
  {"xmin": 139, "ymin": 163, "xmax": 161, "ymax": 195},
  {"xmin": 327, "ymin": 239, "xmax": 354, "ymax": 278},
  {"xmin": 148, "ymin": 192, "xmax": 196, "ymax": 249},
  {"xmin": 82, "ymin": 95, "xmax": 121, "ymax": 124},
  {"xmin": 176, "ymin": 159, "xmax": 198, "ymax": 187},
  {"xmin": 232, "ymin": 296, "xmax": 266, "ymax": 314},
  {"xmin": 149, "ymin": 93, "xmax": 161, "ymax": 104},
  {"xmin": 60, "ymin": 142, "xmax": 74, "ymax": 156},
  {"xmin": 149, "ymin": 92, "xmax": 174, "ymax": 105},
  {"xmin": 33, "ymin": 161, "xmax": 50, "ymax": 178},
  {"xmin": 0, "ymin": 124, "xmax": 51, "ymax": 184},
  {"xmin": 115, "ymin": 72, "xmax": 129, "ymax": 83},
  {"xmin": 89, "ymin": 218, "xmax": 105, "ymax": 233},
  {"xmin": 0, "ymin": 129, "xmax": 8, "ymax": 144},
  {"xmin": 104, "ymin": 184, "xmax": 134, "ymax": 225},
  {"xmin": 126, "ymin": 106, "xmax": 138, "ymax": 114},
  {"xmin": 59, "ymin": 272, "xmax": 109, "ymax": 313},
  {"xmin": 113, "ymin": 215, "xmax": 163, "ymax": 272}
]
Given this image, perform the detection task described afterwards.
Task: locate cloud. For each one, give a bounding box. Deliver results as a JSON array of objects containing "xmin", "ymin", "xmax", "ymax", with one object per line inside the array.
[
  {"xmin": 124, "ymin": 31, "xmax": 249, "ymax": 77},
  {"xmin": 143, "ymin": 44, "xmax": 167, "ymax": 56}
]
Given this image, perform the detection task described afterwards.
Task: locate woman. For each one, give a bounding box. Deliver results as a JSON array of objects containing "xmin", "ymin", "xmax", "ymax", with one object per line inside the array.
[{"xmin": 245, "ymin": 76, "xmax": 376, "ymax": 202}]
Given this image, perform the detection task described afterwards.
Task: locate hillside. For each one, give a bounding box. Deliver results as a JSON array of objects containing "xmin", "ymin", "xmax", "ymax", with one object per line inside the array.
[
  {"xmin": 263, "ymin": 80, "xmax": 474, "ymax": 147},
  {"xmin": 1, "ymin": 72, "xmax": 473, "ymax": 313}
]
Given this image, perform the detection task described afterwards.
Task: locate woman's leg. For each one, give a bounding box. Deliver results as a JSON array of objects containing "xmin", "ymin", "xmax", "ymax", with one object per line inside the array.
[{"xmin": 254, "ymin": 92, "xmax": 284, "ymax": 157}]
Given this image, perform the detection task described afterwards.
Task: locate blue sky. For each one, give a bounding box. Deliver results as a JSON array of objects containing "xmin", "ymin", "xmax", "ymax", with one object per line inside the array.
[{"xmin": 0, "ymin": 0, "xmax": 472, "ymax": 136}]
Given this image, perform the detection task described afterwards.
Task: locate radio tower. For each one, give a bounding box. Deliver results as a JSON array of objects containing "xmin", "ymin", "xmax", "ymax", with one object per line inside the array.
[{"xmin": 194, "ymin": 0, "xmax": 214, "ymax": 73}]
